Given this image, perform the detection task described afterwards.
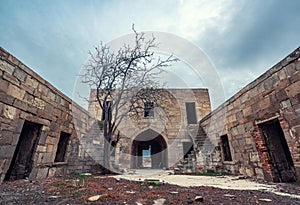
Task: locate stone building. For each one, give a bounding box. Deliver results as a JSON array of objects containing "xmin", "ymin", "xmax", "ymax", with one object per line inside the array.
[
  {"xmin": 0, "ymin": 47, "xmax": 104, "ymax": 183},
  {"xmin": 199, "ymin": 47, "xmax": 300, "ymax": 182},
  {"xmin": 0, "ymin": 45, "xmax": 299, "ymax": 184},
  {"xmin": 88, "ymin": 88, "xmax": 212, "ymax": 170}
]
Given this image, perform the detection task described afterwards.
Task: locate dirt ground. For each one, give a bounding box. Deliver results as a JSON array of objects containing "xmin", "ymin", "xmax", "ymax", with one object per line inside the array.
[{"xmin": 1, "ymin": 171, "xmax": 300, "ymax": 205}]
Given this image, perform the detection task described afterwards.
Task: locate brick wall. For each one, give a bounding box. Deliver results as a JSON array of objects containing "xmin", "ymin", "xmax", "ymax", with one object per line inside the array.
[
  {"xmin": 199, "ymin": 47, "xmax": 300, "ymax": 181},
  {"xmin": 0, "ymin": 47, "xmax": 104, "ymax": 183}
]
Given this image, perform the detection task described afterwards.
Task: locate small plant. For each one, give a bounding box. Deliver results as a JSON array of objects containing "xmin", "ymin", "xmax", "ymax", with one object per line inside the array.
[
  {"xmin": 73, "ymin": 173, "xmax": 92, "ymax": 187},
  {"xmin": 144, "ymin": 179, "xmax": 163, "ymax": 187}
]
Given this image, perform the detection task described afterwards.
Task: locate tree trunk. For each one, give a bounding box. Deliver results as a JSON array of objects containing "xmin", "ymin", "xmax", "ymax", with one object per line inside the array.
[
  {"xmin": 103, "ymin": 137, "xmax": 111, "ymax": 173},
  {"xmin": 103, "ymin": 121, "xmax": 111, "ymax": 173}
]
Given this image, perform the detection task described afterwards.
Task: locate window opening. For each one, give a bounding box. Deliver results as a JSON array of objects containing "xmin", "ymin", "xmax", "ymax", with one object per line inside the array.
[
  {"xmin": 54, "ymin": 132, "xmax": 71, "ymax": 162},
  {"xmin": 185, "ymin": 102, "xmax": 197, "ymax": 124},
  {"xmin": 144, "ymin": 102, "xmax": 154, "ymax": 118}
]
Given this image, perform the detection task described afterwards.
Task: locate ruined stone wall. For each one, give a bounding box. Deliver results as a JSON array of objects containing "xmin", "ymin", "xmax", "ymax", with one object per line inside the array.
[
  {"xmin": 88, "ymin": 88, "xmax": 212, "ymax": 169},
  {"xmin": 0, "ymin": 48, "xmax": 103, "ymax": 183},
  {"xmin": 200, "ymin": 47, "xmax": 300, "ymax": 181}
]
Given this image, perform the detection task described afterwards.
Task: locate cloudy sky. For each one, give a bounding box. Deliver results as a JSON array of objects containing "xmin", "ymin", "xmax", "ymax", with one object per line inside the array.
[{"xmin": 1, "ymin": 0, "xmax": 299, "ymax": 108}]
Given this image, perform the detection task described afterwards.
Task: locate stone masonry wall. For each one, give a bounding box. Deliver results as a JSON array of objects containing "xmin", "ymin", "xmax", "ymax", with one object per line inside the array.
[
  {"xmin": 88, "ymin": 88, "xmax": 212, "ymax": 169},
  {"xmin": 199, "ymin": 47, "xmax": 300, "ymax": 181},
  {"xmin": 0, "ymin": 47, "xmax": 104, "ymax": 183}
]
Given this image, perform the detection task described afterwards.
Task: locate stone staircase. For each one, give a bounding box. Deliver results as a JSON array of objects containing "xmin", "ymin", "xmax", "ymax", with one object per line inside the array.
[
  {"xmin": 173, "ymin": 150, "xmax": 197, "ymax": 174},
  {"xmin": 194, "ymin": 125, "xmax": 215, "ymax": 156},
  {"xmin": 173, "ymin": 124, "xmax": 217, "ymax": 174}
]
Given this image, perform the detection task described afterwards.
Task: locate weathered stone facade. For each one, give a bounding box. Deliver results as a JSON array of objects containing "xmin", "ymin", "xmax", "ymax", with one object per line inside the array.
[
  {"xmin": 1, "ymin": 45, "xmax": 299, "ymax": 184},
  {"xmin": 0, "ymin": 47, "xmax": 104, "ymax": 183},
  {"xmin": 199, "ymin": 47, "xmax": 300, "ymax": 182},
  {"xmin": 88, "ymin": 88, "xmax": 212, "ymax": 170}
]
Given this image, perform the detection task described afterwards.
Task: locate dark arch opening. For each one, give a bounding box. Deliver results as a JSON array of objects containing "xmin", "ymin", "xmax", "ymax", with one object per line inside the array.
[{"xmin": 131, "ymin": 129, "xmax": 167, "ymax": 169}]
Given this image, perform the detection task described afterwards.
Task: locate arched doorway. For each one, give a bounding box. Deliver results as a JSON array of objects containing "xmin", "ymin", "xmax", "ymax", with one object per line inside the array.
[{"xmin": 131, "ymin": 129, "xmax": 167, "ymax": 169}]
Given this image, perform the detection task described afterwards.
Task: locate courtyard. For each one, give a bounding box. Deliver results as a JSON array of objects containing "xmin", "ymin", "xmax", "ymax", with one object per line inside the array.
[{"xmin": 1, "ymin": 170, "xmax": 300, "ymax": 204}]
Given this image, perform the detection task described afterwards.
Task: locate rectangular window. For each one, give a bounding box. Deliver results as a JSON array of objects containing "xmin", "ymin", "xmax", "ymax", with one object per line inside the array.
[
  {"xmin": 220, "ymin": 135, "xmax": 232, "ymax": 161},
  {"xmin": 185, "ymin": 102, "xmax": 197, "ymax": 124},
  {"xmin": 144, "ymin": 102, "xmax": 154, "ymax": 118},
  {"xmin": 54, "ymin": 132, "xmax": 71, "ymax": 162}
]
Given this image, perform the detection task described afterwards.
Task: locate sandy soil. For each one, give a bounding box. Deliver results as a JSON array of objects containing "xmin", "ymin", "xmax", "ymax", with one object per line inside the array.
[
  {"xmin": 115, "ymin": 169, "xmax": 300, "ymax": 198},
  {"xmin": 0, "ymin": 170, "xmax": 300, "ymax": 204}
]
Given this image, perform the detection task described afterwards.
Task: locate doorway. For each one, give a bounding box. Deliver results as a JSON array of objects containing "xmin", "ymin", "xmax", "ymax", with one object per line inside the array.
[
  {"xmin": 259, "ymin": 119, "xmax": 296, "ymax": 182},
  {"xmin": 131, "ymin": 129, "xmax": 167, "ymax": 169},
  {"xmin": 5, "ymin": 121, "xmax": 42, "ymax": 181}
]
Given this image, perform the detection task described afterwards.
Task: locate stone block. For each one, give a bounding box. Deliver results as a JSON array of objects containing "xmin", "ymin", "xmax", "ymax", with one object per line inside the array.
[
  {"xmin": 258, "ymin": 97, "xmax": 271, "ymax": 110},
  {"xmin": 48, "ymin": 168, "xmax": 56, "ymax": 177},
  {"xmin": 7, "ymin": 54, "xmax": 20, "ymax": 66},
  {"xmin": 0, "ymin": 79, "xmax": 9, "ymax": 92},
  {"xmin": 285, "ymin": 63, "xmax": 296, "ymax": 77},
  {"xmin": 36, "ymin": 145, "xmax": 47, "ymax": 152},
  {"xmin": 245, "ymin": 137, "xmax": 253, "ymax": 145},
  {"xmin": 37, "ymin": 84, "xmax": 49, "ymax": 96},
  {"xmin": 13, "ymin": 98, "xmax": 28, "ymax": 111},
  {"xmin": 280, "ymin": 99, "xmax": 292, "ymax": 109},
  {"xmin": 296, "ymin": 62, "xmax": 300, "ymax": 71},
  {"xmin": 53, "ymin": 108, "xmax": 62, "ymax": 118},
  {"xmin": 0, "ymin": 92, "xmax": 14, "ymax": 105},
  {"xmin": 235, "ymin": 110, "xmax": 244, "ymax": 121},
  {"xmin": 3, "ymin": 72, "xmax": 20, "ymax": 85},
  {"xmin": 264, "ymin": 74, "xmax": 280, "ymax": 90},
  {"xmin": 0, "ymin": 61, "xmax": 15, "ymax": 74},
  {"xmin": 37, "ymin": 109, "xmax": 54, "ymax": 120},
  {"xmin": 47, "ymin": 144, "xmax": 54, "ymax": 153},
  {"xmin": 0, "ymin": 122, "xmax": 15, "ymax": 132},
  {"xmin": 24, "ymin": 76, "xmax": 39, "ymax": 89},
  {"xmin": 245, "ymin": 167, "xmax": 255, "ymax": 177},
  {"xmin": 23, "ymin": 93, "xmax": 34, "ymax": 104},
  {"xmin": 36, "ymin": 168, "xmax": 49, "ymax": 179},
  {"xmin": 289, "ymin": 72, "xmax": 300, "ymax": 84},
  {"xmin": 38, "ymin": 130, "xmax": 48, "ymax": 145},
  {"xmin": 239, "ymin": 166, "xmax": 246, "ymax": 176},
  {"xmin": 227, "ymin": 114, "xmax": 236, "ymax": 123},
  {"xmin": 255, "ymin": 168, "xmax": 264, "ymax": 179},
  {"xmin": 7, "ymin": 84, "xmax": 25, "ymax": 100},
  {"xmin": 3, "ymin": 105, "xmax": 17, "ymax": 120},
  {"xmin": 55, "ymin": 94, "xmax": 61, "ymax": 104},
  {"xmin": 249, "ymin": 152, "xmax": 259, "ymax": 162},
  {"xmin": 277, "ymin": 68, "xmax": 287, "ymax": 80},
  {"xmin": 242, "ymin": 106, "xmax": 252, "ymax": 117},
  {"xmin": 285, "ymin": 80, "xmax": 300, "ymax": 98},
  {"xmin": 13, "ymin": 67, "xmax": 27, "ymax": 82},
  {"xmin": 0, "ymin": 145, "xmax": 15, "ymax": 158},
  {"xmin": 0, "ymin": 130, "xmax": 13, "ymax": 145},
  {"xmin": 44, "ymin": 103, "xmax": 54, "ymax": 113},
  {"xmin": 238, "ymin": 139, "xmax": 246, "ymax": 146},
  {"xmin": 48, "ymin": 91, "xmax": 56, "ymax": 102},
  {"xmin": 39, "ymin": 153, "xmax": 54, "ymax": 164},
  {"xmin": 46, "ymin": 136, "xmax": 57, "ymax": 145},
  {"xmin": 294, "ymin": 104, "xmax": 300, "ymax": 117},
  {"xmin": 32, "ymin": 98, "xmax": 46, "ymax": 110}
]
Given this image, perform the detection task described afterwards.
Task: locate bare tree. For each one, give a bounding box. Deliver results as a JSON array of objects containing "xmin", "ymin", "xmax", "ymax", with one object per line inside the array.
[{"xmin": 81, "ymin": 26, "xmax": 177, "ymax": 172}]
